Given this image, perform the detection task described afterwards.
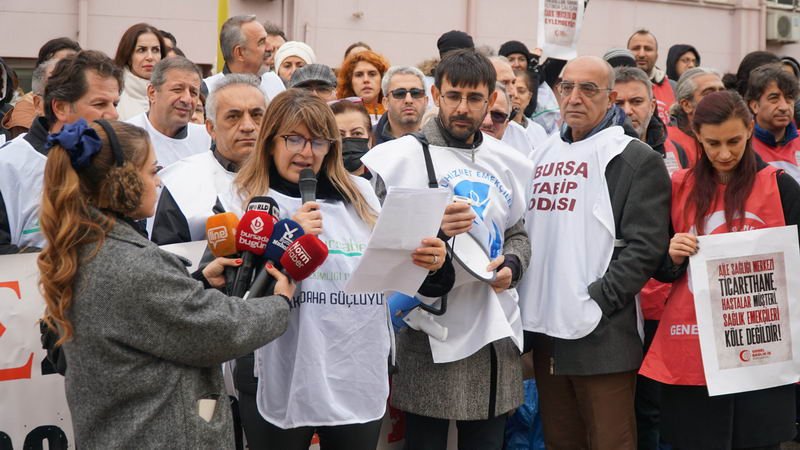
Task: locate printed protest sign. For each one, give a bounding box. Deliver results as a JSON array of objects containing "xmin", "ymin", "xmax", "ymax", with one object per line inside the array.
[
  {"xmin": 537, "ymin": 0, "xmax": 584, "ymax": 60},
  {"xmin": 689, "ymin": 226, "xmax": 800, "ymax": 395}
]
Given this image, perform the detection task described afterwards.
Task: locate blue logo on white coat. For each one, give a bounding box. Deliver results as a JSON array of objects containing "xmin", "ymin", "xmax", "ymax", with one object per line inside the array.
[{"xmin": 453, "ymin": 180, "xmax": 502, "ymax": 258}]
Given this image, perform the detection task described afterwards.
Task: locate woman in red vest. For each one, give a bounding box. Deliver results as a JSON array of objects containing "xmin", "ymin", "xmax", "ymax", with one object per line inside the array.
[{"xmin": 640, "ymin": 90, "xmax": 800, "ymax": 449}]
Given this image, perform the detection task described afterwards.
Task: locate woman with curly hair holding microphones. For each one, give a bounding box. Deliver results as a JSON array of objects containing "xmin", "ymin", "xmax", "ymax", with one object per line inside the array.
[
  {"xmin": 640, "ymin": 90, "xmax": 800, "ymax": 449},
  {"xmin": 38, "ymin": 118, "xmax": 294, "ymax": 449}
]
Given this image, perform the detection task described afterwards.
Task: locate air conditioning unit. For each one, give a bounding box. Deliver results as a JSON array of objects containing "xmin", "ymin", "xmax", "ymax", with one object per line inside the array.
[
  {"xmin": 767, "ymin": 10, "xmax": 800, "ymax": 43},
  {"xmin": 766, "ymin": 0, "xmax": 795, "ymax": 9}
]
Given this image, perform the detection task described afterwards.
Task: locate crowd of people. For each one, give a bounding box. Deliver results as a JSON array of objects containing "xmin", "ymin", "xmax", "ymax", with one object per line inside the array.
[{"xmin": 2, "ymin": 12, "xmax": 800, "ymax": 450}]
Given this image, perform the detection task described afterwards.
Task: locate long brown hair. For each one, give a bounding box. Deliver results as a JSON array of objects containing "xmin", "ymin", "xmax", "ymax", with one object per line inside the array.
[
  {"xmin": 683, "ymin": 90, "xmax": 757, "ymax": 234},
  {"xmin": 39, "ymin": 121, "xmax": 150, "ymax": 345},
  {"xmin": 235, "ymin": 89, "xmax": 377, "ymax": 225},
  {"xmin": 113, "ymin": 23, "xmax": 166, "ymax": 73}
]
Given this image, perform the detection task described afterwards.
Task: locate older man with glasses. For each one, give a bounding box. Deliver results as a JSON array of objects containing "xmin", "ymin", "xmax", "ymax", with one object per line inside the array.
[
  {"xmin": 517, "ymin": 55, "xmax": 671, "ymax": 449},
  {"xmin": 373, "ymin": 65, "xmax": 429, "ymax": 145}
]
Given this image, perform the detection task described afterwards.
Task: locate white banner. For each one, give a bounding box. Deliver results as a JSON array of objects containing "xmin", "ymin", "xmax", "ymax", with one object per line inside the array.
[
  {"xmin": 689, "ymin": 226, "xmax": 800, "ymax": 396},
  {"xmin": 537, "ymin": 0, "xmax": 584, "ymax": 60}
]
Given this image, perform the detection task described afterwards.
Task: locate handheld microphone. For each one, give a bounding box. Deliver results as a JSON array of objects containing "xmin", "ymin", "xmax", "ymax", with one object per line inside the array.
[
  {"xmin": 298, "ymin": 168, "xmax": 317, "ymax": 204},
  {"xmin": 244, "ymin": 235, "xmax": 328, "ymax": 300},
  {"xmin": 205, "ymin": 212, "xmax": 239, "ymax": 257},
  {"xmin": 231, "ymin": 209, "xmax": 276, "ymax": 297},
  {"xmin": 263, "ymin": 219, "xmax": 305, "ymax": 269},
  {"xmin": 280, "ymin": 234, "xmax": 329, "ymax": 281},
  {"xmin": 244, "ymin": 219, "xmax": 306, "ymax": 299},
  {"xmin": 205, "ymin": 212, "xmax": 240, "ymax": 294},
  {"xmin": 246, "ymin": 196, "xmax": 281, "ymax": 222}
]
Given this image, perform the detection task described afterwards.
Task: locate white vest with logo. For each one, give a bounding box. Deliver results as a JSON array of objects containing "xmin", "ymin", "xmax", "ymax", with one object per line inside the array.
[
  {"xmin": 518, "ymin": 127, "xmax": 633, "ymax": 339},
  {"xmin": 363, "ymin": 133, "xmax": 534, "ymax": 363},
  {"xmin": 502, "ymin": 121, "xmax": 534, "ymax": 157},
  {"xmin": 204, "ymin": 71, "xmax": 286, "ymax": 102},
  {"xmin": 0, "ymin": 135, "xmax": 47, "ymax": 249},
  {"xmin": 126, "ymin": 113, "xmax": 210, "ymax": 168},
  {"xmin": 241, "ymin": 177, "xmax": 390, "ymax": 428},
  {"xmin": 156, "ymin": 151, "xmax": 238, "ymax": 241},
  {"xmin": 525, "ymin": 119, "xmax": 550, "ymax": 151}
]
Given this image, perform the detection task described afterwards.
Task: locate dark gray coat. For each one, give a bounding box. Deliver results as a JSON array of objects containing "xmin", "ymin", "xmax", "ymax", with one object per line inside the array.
[
  {"xmin": 63, "ymin": 219, "xmax": 289, "ymax": 449},
  {"xmin": 542, "ymin": 137, "xmax": 671, "ymax": 375}
]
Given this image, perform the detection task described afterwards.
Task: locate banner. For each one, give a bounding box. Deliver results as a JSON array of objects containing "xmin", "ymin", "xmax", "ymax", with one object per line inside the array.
[
  {"xmin": 689, "ymin": 226, "xmax": 800, "ymax": 396},
  {"xmin": 537, "ymin": 0, "xmax": 584, "ymax": 60}
]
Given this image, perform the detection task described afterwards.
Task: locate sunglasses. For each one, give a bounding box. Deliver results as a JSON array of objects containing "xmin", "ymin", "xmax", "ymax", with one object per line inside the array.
[
  {"xmin": 389, "ymin": 88, "xmax": 426, "ymax": 100},
  {"xmin": 489, "ymin": 110, "xmax": 509, "ymax": 124}
]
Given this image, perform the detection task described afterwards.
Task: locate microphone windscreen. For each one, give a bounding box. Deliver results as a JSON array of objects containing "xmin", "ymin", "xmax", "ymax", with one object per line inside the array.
[
  {"xmin": 205, "ymin": 212, "xmax": 239, "ymax": 257},
  {"xmin": 246, "ymin": 196, "xmax": 281, "ymax": 222},
  {"xmin": 264, "ymin": 219, "xmax": 306, "ymax": 265},
  {"xmin": 235, "ymin": 210, "xmax": 275, "ymax": 256},
  {"xmin": 298, "ymin": 168, "xmax": 317, "ymax": 204},
  {"xmin": 280, "ymin": 234, "xmax": 329, "ymax": 281}
]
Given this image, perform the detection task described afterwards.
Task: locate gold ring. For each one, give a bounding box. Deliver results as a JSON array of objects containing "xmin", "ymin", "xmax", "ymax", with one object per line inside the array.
[{"xmin": 433, "ymin": 254, "xmax": 439, "ymax": 265}]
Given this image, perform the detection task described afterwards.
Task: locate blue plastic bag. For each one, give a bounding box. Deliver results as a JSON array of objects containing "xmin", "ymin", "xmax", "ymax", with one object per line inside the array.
[{"xmin": 504, "ymin": 379, "xmax": 545, "ymax": 450}]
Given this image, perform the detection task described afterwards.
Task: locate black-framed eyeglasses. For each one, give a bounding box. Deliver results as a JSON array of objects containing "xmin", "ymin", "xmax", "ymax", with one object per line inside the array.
[
  {"xmin": 280, "ymin": 134, "xmax": 332, "ymax": 155},
  {"xmin": 440, "ymin": 91, "xmax": 488, "ymax": 111},
  {"xmin": 489, "ymin": 111, "xmax": 509, "ymax": 125},
  {"xmin": 389, "ymin": 88, "xmax": 426, "ymax": 100},
  {"xmin": 557, "ymin": 81, "xmax": 612, "ymax": 98}
]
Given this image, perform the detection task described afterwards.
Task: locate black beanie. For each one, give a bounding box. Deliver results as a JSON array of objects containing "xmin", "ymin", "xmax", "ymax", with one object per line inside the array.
[
  {"xmin": 437, "ymin": 30, "xmax": 475, "ymax": 59},
  {"xmin": 499, "ymin": 40, "xmax": 531, "ymax": 60}
]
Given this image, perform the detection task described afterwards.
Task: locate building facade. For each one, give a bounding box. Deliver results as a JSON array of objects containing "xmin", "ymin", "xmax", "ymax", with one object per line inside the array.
[{"xmin": 0, "ymin": 0, "xmax": 796, "ymax": 83}]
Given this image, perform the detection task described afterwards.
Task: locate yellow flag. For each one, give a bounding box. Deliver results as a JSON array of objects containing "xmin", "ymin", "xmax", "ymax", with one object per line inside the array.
[{"xmin": 216, "ymin": 0, "xmax": 229, "ymax": 72}]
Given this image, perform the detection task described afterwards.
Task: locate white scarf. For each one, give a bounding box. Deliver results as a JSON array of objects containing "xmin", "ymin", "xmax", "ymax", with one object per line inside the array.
[{"xmin": 117, "ymin": 69, "xmax": 150, "ymax": 121}]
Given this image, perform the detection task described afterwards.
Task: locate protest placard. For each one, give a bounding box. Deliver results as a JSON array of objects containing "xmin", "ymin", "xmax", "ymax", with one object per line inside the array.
[
  {"xmin": 537, "ymin": 0, "xmax": 584, "ymax": 60},
  {"xmin": 689, "ymin": 226, "xmax": 800, "ymax": 395}
]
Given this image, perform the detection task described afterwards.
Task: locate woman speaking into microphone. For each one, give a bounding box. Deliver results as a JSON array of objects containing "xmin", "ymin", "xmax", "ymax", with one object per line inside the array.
[
  {"xmin": 639, "ymin": 90, "xmax": 800, "ymax": 449},
  {"xmin": 38, "ymin": 119, "xmax": 295, "ymax": 449},
  {"xmin": 233, "ymin": 89, "xmax": 450, "ymax": 449}
]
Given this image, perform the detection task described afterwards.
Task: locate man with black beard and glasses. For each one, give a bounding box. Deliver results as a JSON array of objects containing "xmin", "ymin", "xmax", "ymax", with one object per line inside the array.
[{"xmin": 363, "ymin": 49, "xmax": 533, "ymax": 450}]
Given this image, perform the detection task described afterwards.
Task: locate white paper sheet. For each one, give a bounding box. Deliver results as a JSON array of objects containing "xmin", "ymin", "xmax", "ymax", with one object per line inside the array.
[{"xmin": 344, "ymin": 186, "xmax": 451, "ymax": 295}]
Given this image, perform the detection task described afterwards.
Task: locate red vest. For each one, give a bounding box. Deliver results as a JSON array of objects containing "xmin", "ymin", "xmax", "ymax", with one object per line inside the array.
[
  {"xmin": 640, "ymin": 279, "xmax": 672, "ymax": 321},
  {"xmin": 668, "ymin": 125, "xmax": 698, "ymax": 167},
  {"xmin": 752, "ymin": 135, "xmax": 800, "ymax": 183},
  {"xmin": 653, "ymin": 78, "xmax": 676, "ymax": 127},
  {"xmin": 639, "ymin": 165, "xmax": 785, "ymax": 385},
  {"xmin": 640, "ymin": 141, "xmax": 690, "ymax": 321}
]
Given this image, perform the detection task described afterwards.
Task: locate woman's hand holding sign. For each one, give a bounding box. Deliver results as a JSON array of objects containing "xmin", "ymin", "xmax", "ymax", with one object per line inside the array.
[{"xmin": 669, "ymin": 232, "xmax": 699, "ymax": 265}]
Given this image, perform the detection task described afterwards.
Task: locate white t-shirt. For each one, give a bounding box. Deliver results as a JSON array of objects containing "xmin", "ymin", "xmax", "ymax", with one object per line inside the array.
[
  {"xmin": 204, "ymin": 71, "xmax": 285, "ymax": 102},
  {"xmin": 126, "ymin": 113, "xmax": 211, "ymax": 168}
]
